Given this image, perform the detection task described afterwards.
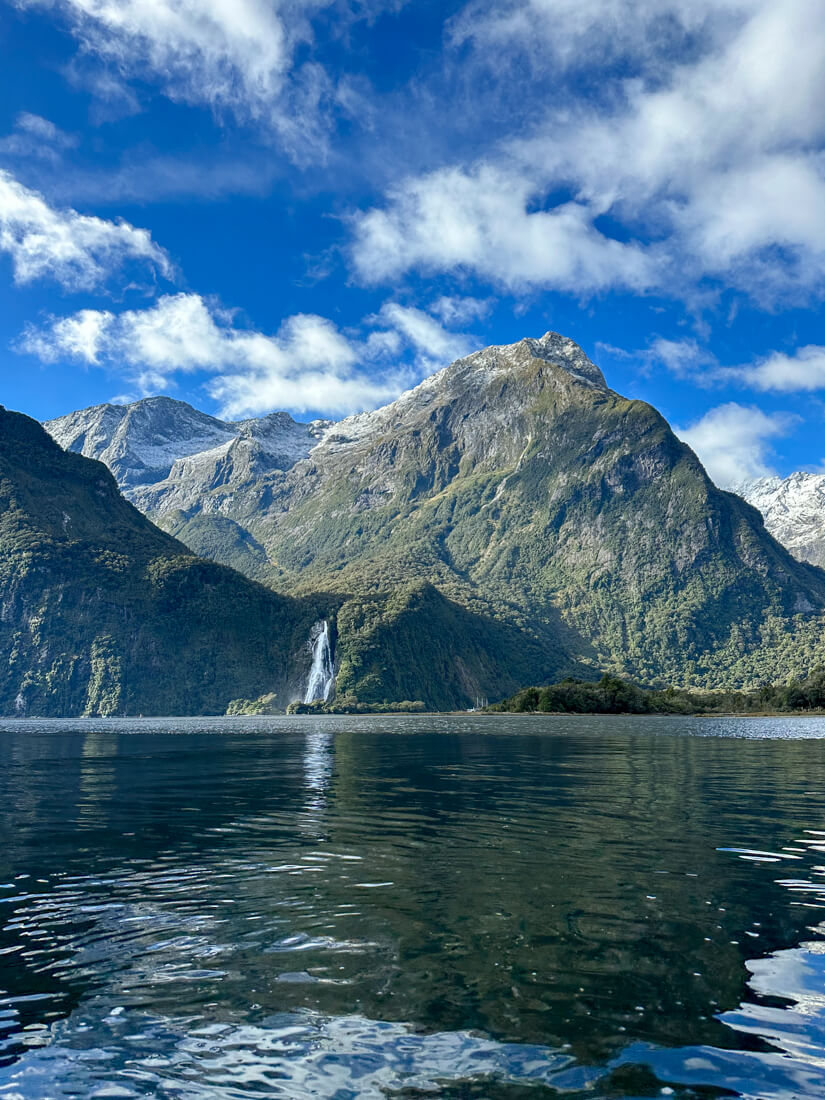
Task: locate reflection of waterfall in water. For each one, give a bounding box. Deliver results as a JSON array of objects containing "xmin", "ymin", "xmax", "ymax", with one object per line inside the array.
[
  {"xmin": 300, "ymin": 728, "xmax": 334, "ymax": 838},
  {"xmin": 304, "ymin": 621, "xmax": 335, "ymax": 704},
  {"xmin": 304, "ymin": 729, "xmax": 334, "ymax": 797}
]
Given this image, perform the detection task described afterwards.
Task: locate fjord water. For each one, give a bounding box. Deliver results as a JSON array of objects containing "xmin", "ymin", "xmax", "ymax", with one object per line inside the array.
[{"xmin": 1, "ymin": 718, "xmax": 825, "ymax": 1098}]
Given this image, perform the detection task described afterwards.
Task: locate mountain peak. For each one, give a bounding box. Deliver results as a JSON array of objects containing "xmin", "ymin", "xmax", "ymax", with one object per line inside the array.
[
  {"xmin": 517, "ymin": 331, "xmax": 607, "ymax": 387},
  {"xmin": 737, "ymin": 472, "xmax": 825, "ymax": 569},
  {"xmin": 442, "ymin": 331, "xmax": 607, "ymax": 393}
]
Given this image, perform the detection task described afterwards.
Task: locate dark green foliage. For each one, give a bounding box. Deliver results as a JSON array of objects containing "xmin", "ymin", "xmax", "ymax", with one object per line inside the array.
[
  {"xmin": 287, "ymin": 698, "xmax": 427, "ymax": 714},
  {"xmin": 161, "ymin": 512, "xmax": 269, "ymax": 578},
  {"xmin": 332, "ymin": 581, "xmax": 577, "ymax": 711},
  {"xmin": 489, "ymin": 670, "xmax": 825, "ymax": 715},
  {"xmin": 0, "ymin": 408, "xmax": 328, "ymax": 716}
]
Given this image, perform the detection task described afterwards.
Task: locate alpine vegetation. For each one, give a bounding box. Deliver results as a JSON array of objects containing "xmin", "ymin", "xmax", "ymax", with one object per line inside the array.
[{"xmin": 35, "ymin": 333, "xmax": 825, "ymax": 713}]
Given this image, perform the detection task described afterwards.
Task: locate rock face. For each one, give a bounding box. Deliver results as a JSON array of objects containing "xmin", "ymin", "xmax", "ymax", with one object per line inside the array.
[
  {"xmin": 46, "ymin": 396, "xmax": 330, "ymax": 494},
  {"xmin": 736, "ymin": 473, "xmax": 825, "ymax": 569},
  {"xmin": 45, "ymin": 332, "xmax": 825, "ymax": 694}
]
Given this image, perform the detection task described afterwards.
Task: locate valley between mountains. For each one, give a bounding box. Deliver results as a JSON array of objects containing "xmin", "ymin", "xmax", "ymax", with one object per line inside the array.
[{"xmin": 4, "ymin": 331, "xmax": 823, "ymax": 716}]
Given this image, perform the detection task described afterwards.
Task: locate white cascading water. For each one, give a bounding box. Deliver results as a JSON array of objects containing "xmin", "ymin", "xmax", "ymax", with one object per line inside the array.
[{"xmin": 304, "ymin": 620, "xmax": 335, "ymax": 704}]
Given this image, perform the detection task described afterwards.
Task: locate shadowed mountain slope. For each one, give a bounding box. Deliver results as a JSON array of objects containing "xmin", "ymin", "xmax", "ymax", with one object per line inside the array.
[{"xmin": 0, "ymin": 407, "xmax": 332, "ymax": 716}]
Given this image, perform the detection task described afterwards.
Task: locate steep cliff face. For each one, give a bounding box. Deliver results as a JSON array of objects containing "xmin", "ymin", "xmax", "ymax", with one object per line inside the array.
[
  {"xmin": 736, "ymin": 473, "xmax": 825, "ymax": 569},
  {"xmin": 0, "ymin": 407, "xmax": 331, "ymax": 716},
  {"xmin": 44, "ymin": 333, "xmax": 825, "ymax": 691}
]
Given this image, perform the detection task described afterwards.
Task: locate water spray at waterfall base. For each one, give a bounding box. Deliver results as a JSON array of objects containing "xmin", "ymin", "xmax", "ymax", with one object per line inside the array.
[{"xmin": 304, "ymin": 620, "xmax": 335, "ymax": 704}]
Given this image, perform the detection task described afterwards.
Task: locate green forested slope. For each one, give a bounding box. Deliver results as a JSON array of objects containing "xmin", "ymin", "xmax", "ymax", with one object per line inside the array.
[
  {"xmin": 0, "ymin": 407, "xmax": 329, "ymax": 715},
  {"xmin": 243, "ymin": 336, "xmax": 825, "ymax": 689}
]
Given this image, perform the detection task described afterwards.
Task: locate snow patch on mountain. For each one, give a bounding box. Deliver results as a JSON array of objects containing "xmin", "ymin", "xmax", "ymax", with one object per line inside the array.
[
  {"xmin": 45, "ymin": 397, "xmax": 237, "ymax": 488},
  {"xmin": 734, "ymin": 472, "xmax": 825, "ymax": 569}
]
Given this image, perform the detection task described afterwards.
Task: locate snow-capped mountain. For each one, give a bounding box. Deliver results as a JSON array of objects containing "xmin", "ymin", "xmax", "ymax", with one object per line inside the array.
[
  {"xmin": 735, "ymin": 472, "xmax": 825, "ymax": 568},
  {"xmin": 45, "ymin": 397, "xmax": 331, "ymax": 504}
]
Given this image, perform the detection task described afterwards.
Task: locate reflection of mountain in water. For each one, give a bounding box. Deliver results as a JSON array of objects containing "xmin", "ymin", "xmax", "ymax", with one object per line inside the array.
[
  {"xmin": 621, "ymin": 834, "xmax": 825, "ymax": 1098},
  {"xmin": 3, "ymin": 718, "xmax": 825, "ymax": 1098}
]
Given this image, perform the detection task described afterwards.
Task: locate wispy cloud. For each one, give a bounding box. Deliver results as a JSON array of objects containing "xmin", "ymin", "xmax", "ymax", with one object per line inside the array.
[
  {"xmin": 0, "ymin": 113, "xmax": 77, "ymax": 163},
  {"xmin": 613, "ymin": 336, "xmax": 825, "ymax": 394},
  {"xmin": 0, "ymin": 168, "xmax": 171, "ymax": 289},
  {"xmin": 17, "ymin": 0, "xmax": 391, "ymax": 161},
  {"xmin": 369, "ymin": 302, "xmax": 477, "ymax": 371}
]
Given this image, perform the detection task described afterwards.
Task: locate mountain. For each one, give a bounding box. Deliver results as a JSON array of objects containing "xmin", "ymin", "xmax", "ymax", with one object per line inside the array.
[
  {"xmin": 45, "ymin": 397, "xmax": 238, "ymax": 489},
  {"xmin": 0, "ymin": 406, "xmax": 335, "ymax": 716},
  {"xmin": 45, "ymin": 397, "xmax": 331, "ymax": 575},
  {"xmin": 735, "ymin": 473, "xmax": 825, "ymax": 569},
  {"xmin": 4, "ymin": 407, "xmax": 557, "ymax": 715},
  {"xmin": 45, "ymin": 333, "xmax": 825, "ymax": 692}
]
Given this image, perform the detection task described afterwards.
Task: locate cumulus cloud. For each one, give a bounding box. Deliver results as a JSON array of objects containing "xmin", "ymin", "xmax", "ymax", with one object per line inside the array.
[
  {"xmin": 18, "ymin": 292, "xmax": 480, "ymax": 417},
  {"xmin": 675, "ymin": 402, "xmax": 796, "ymax": 487},
  {"xmin": 352, "ymin": 0, "xmax": 825, "ymax": 302},
  {"xmin": 19, "ymin": 293, "xmax": 397, "ymax": 415},
  {"xmin": 352, "ymin": 164, "xmax": 656, "ymax": 291},
  {"xmin": 732, "ymin": 346, "xmax": 825, "ymax": 393},
  {"xmin": 0, "ymin": 168, "xmax": 171, "ymax": 289}
]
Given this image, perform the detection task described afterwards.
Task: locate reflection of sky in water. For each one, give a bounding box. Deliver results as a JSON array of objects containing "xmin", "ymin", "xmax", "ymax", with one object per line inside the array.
[
  {"xmin": 4, "ymin": 720, "xmax": 825, "ymax": 1098},
  {"xmin": 1, "ymin": 1006, "xmax": 603, "ymax": 1099},
  {"xmin": 618, "ymin": 942, "xmax": 825, "ymax": 1099},
  {"xmin": 620, "ymin": 836, "xmax": 825, "ymax": 1099}
]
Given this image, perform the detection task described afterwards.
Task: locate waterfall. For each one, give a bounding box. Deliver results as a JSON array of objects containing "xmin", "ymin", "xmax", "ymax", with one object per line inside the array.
[{"xmin": 304, "ymin": 620, "xmax": 335, "ymax": 704}]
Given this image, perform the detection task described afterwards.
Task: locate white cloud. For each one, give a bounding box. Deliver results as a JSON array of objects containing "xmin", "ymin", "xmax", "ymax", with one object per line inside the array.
[
  {"xmin": 731, "ymin": 346, "xmax": 825, "ymax": 393},
  {"xmin": 18, "ymin": 292, "xmax": 420, "ymax": 417},
  {"xmin": 352, "ymin": 0, "xmax": 825, "ymax": 302},
  {"xmin": 371, "ymin": 302, "xmax": 476, "ymax": 366},
  {"xmin": 0, "ymin": 169, "xmax": 171, "ymax": 289},
  {"xmin": 352, "ymin": 164, "xmax": 656, "ymax": 291},
  {"xmin": 24, "ymin": 0, "xmax": 290, "ymax": 109},
  {"xmin": 19, "ymin": 291, "xmax": 486, "ymax": 416},
  {"xmin": 449, "ymin": 0, "xmax": 735, "ymax": 70},
  {"xmin": 675, "ymin": 402, "xmax": 795, "ymax": 487},
  {"xmin": 617, "ymin": 336, "xmax": 825, "ymax": 393},
  {"xmin": 0, "ymin": 113, "xmax": 77, "ymax": 162},
  {"xmin": 430, "ymin": 295, "xmax": 492, "ymax": 326},
  {"xmin": 600, "ymin": 336, "xmax": 717, "ymax": 379}
]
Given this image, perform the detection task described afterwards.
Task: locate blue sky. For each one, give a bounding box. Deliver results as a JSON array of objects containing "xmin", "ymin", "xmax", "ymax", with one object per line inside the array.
[{"xmin": 1, "ymin": 0, "xmax": 825, "ymax": 486}]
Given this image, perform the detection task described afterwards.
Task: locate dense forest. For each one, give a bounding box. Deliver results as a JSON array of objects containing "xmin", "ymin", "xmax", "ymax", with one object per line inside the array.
[{"xmin": 488, "ymin": 671, "xmax": 825, "ymax": 715}]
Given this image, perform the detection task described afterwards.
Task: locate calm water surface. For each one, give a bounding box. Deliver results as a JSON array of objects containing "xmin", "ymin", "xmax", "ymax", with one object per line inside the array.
[{"xmin": 1, "ymin": 715, "xmax": 825, "ymax": 1098}]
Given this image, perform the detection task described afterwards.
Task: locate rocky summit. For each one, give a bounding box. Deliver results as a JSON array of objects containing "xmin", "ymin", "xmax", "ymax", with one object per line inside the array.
[{"xmin": 41, "ymin": 333, "xmax": 825, "ymax": 707}]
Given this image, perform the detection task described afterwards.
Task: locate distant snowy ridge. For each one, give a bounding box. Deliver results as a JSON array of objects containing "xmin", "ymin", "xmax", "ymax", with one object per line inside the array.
[
  {"xmin": 45, "ymin": 397, "xmax": 332, "ymax": 505},
  {"xmin": 734, "ymin": 472, "xmax": 825, "ymax": 569}
]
